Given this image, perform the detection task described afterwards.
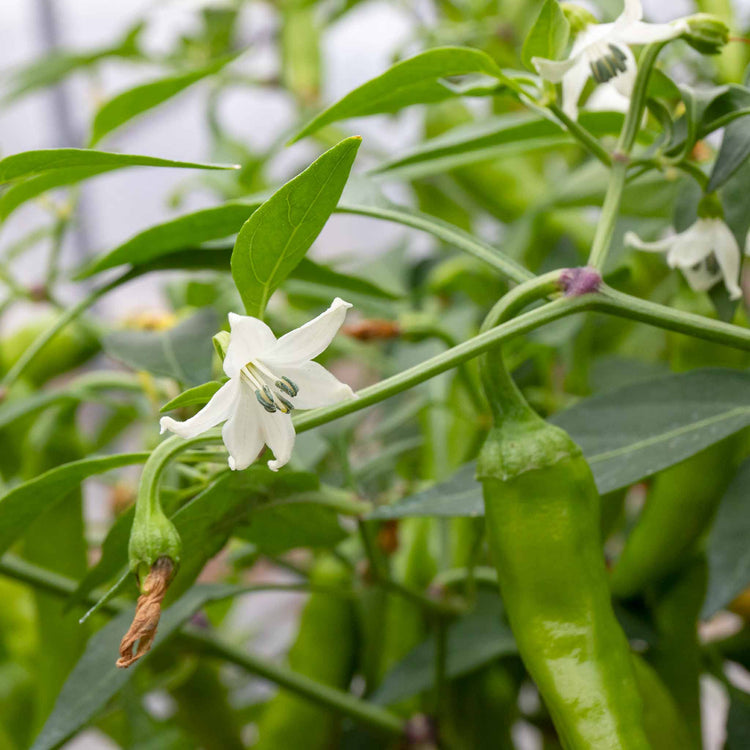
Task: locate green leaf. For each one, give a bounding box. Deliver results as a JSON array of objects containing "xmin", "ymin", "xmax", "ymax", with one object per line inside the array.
[
  {"xmin": 372, "ymin": 591, "xmax": 515, "ymax": 705},
  {"xmin": 160, "ymin": 381, "xmax": 223, "ymax": 412},
  {"xmin": 291, "ymin": 47, "xmax": 511, "ymax": 143},
  {"xmin": 103, "ymin": 309, "xmax": 219, "ymax": 386},
  {"xmin": 90, "ymin": 56, "xmax": 235, "ymax": 144},
  {"xmin": 708, "ymin": 119, "xmax": 750, "ymax": 191},
  {"xmin": 703, "ymin": 458, "xmax": 750, "ymax": 617},
  {"xmin": 77, "ymin": 184, "xmax": 531, "ymax": 284},
  {"xmin": 0, "ymin": 149, "xmax": 235, "ymax": 185},
  {"xmin": 30, "ymin": 584, "xmax": 249, "ymax": 750},
  {"xmin": 290, "ymin": 257, "xmax": 401, "ymax": 300},
  {"xmin": 370, "ymin": 369, "xmax": 750, "ymax": 519},
  {"xmin": 231, "ymin": 137, "xmax": 361, "ymax": 317},
  {"xmin": 75, "ymin": 203, "xmax": 258, "ymax": 279},
  {"xmin": 521, "ymin": 0, "xmax": 570, "ymax": 71},
  {"xmin": 0, "ymin": 453, "xmax": 148, "ymax": 558},
  {"xmin": 371, "ymin": 111, "xmax": 622, "ymax": 180}
]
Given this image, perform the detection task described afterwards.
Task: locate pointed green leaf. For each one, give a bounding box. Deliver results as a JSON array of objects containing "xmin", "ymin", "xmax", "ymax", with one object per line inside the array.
[
  {"xmin": 521, "ymin": 0, "xmax": 570, "ymax": 71},
  {"xmin": 0, "ymin": 453, "xmax": 148, "ymax": 557},
  {"xmin": 370, "ymin": 369, "xmax": 750, "ymax": 519},
  {"xmin": 291, "ymin": 47, "xmax": 511, "ymax": 143},
  {"xmin": 708, "ymin": 118, "xmax": 750, "ymax": 191},
  {"xmin": 231, "ymin": 137, "xmax": 361, "ymax": 317},
  {"xmin": 90, "ymin": 55, "xmax": 236, "ymax": 144},
  {"xmin": 0, "ymin": 149, "xmax": 236, "ymax": 185}
]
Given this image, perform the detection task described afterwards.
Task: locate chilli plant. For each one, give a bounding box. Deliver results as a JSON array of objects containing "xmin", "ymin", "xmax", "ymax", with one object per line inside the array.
[{"xmin": 2, "ymin": 0, "xmax": 750, "ymax": 748}]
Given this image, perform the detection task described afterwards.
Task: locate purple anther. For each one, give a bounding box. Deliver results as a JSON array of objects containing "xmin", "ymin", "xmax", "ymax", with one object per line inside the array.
[{"xmin": 560, "ymin": 266, "xmax": 602, "ymax": 297}]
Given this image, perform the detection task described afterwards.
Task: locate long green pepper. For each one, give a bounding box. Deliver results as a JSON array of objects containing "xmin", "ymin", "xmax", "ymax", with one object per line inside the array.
[{"xmin": 476, "ymin": 274, "xmax": 651, "ymax": 749}]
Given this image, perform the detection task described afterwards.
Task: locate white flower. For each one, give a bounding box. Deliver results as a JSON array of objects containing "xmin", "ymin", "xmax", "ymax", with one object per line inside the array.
[
  {"xmin": 625, "ymin": 219, "xmax": 744, "ymax": 299},
  {"xmin": 533, "ymin": 0, "xmax": 688, "ymax": 120},
  {"xmin": 160, "ymin": 298, "xmax": 356, "ymax": 471}
]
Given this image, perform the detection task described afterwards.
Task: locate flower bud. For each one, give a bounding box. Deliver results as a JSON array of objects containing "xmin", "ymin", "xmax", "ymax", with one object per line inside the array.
[
  {"xmin": 128, "ymin": 508, "xmax": 181, "ymax": 582},
  {"xmin": 683, "ymin": 14, "xmax": 730, "ymax": 55},
  {"xmin": 697, "ymin": 192, "xmax": 724, "ymax": 220},
  {"xmin": 561, "ymin": 3, "xmax": 597, "ymax": 34}
]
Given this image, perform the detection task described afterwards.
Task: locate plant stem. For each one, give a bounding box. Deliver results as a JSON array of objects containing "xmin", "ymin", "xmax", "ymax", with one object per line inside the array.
[
  {"xmin": 0, "ymin": 553, "xmax": 404, "ymax": 737},
  {"xmin": 185, "ymin": 629, "xmax": 404, "ymax": 736},
  {"xmin": 587, "ymin": 43, "xmax": 665, "ymax": 271},
  {"xmin": 1, "ymin": 269, "xmax": 134, "ymax": 389},
  {"xmin": 548, "ymin": 103, "xmax": 612, "ymax": 166},
  {"xmin": 587, "ymin": 159, "xmax": 628, "ymax": 270}
]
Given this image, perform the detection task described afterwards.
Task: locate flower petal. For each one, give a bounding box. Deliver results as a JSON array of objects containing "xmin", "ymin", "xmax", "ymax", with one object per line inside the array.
[
  {"xmin": 260, "ymin": 412, "xmax": 296, "ymax": 471},
  {"xmin": 610, "ymin": 44, "xmax": 637, "ymax": 99},
  {"xmin": 263, "ymin": 298, "xmax": 352, "ymax": 368},
  {"xmin": 160, "ymin": 378, "xmax": 239, "ymax": 439},
  {"xmin": 711, "ymin": 221, "xmax": 743, "ymax": 300},
  {"xmin": 281, "ymin": 361, "xmax": 356, "ymax": 410},
  {"xmin": 624, "ymin": 231, "xmax": 674, "ymax": 254},
  {"xmin": 224, "ymin": 313, "xmax": 276, "ymax": 378},
  {"xmin": 681, "ymin": 261, "xmax": 722, "ymax": 292},
  {"xmin": 561, "ymin": 59, "xmax": 591, "ymax": 120},
  {"xmin": 532, "ymin": 55, "xmax": 580, "ymax": 83},
  {"xmin": 617, "ymin": 20, "xmax": 685, "ymax": 45},
  {"xmin": 620, "ymin": 0, "xmax": 643, "ymax": 24},
  {"xmin": 222, "ymin": 389, "xmax": 265, "ymax": 470}
]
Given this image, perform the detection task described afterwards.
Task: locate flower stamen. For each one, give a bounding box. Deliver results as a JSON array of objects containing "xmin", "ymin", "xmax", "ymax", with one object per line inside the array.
[{"xmin": 590, "ymin": 43, "xmax": 628, "ymax": 83}]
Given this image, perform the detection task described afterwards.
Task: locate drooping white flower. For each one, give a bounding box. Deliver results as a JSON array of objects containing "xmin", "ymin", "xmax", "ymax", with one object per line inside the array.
[
  {"xmin": 625, "ymin": 219, "xmax": 744, "ymax": 299},
  {"xmin": 160, "ymin": 298, "xmax": 356, "ymax": 471},
  {"xmin": 533, "ymin": 0, "xmax": 688, "ymax": 120}
]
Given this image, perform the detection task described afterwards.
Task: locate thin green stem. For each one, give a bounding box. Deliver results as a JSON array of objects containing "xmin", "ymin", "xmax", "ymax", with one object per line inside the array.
[
  {"xmin": 294, "ymin": 295, "xmax": 592, "ymax": 433},
  {"xmin": 587, "ymin": 159, "xmax": 628, "ymax": 270},
  {"xmin": 0, "ymin": 554, "xmax": 403, "ymax": 737},
  {"xmin": 594, "ymin": 285, "xmax": 750, "ymax": 348},
  {"xmin": 587, "ymin": 43, "xmax": 666, "ymax": 271},
  {"xmin": 186, "ymin": 629, "xmax": 404, "ymax": 736},
  {"xmin": 479, "ymin": 272, "xmax": 562, "ymax": 423},
  {"xmin": 1, "ymin": 269, "xmax": 133, "ymax": 389},
  {"xmin": 617, "ymin": 43, "xmax": 665, "ymax": 154},
  {"xmin": 548, "ymin": 103, "xmax": 612, "ymax": 166}
]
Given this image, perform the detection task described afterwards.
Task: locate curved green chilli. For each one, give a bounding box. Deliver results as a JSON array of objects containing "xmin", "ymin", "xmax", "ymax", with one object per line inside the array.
[{"xmin": 476, "ymin": 279, "xmax": 651, "ymax": 749}]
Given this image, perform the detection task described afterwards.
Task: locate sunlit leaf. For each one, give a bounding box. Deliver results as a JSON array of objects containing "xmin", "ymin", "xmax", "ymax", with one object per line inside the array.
[
  {"xmin": 291, "ymin": 47, "xmax": 512, "ymax": 142},
  {"xmin": 231, "ymin": 137, "xmax": 361, "ymax": 317}
]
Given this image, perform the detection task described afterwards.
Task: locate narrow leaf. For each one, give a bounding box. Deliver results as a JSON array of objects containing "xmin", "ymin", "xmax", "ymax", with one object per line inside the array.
[
  {"xmin": 291, "ymin": 47, "xmax": 510, "ymax": 143},
  {"xmin": 90, "ymin": 56, "xmax": 235, "ymax": 144},
  {"xmin": 0, "ymin": 149, "xmax": 235, "ymax": 185},
  {"xmin": 231, "ymin": 137, "xmax": 361, "ymax": 317},
  {"xmin": 370, "ymin": 369, "xmax": 750, "ymax": 519},
  {"xmin": 521, "ymin": 0, "xmax": 570, "ymax": 71},
  {"xmin": 0, "ymin": 454, "xmax": 148, "ymax": 557},
  {"xmin": 371, "ymin": 111, "xmax": 622, "ymax": 180}
]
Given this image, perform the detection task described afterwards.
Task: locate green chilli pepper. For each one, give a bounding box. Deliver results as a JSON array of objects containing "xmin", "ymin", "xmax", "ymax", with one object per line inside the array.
[
  {"xmin": 610, "ymin": 437, "xmax": 740, "ymax": 600},
  {"xmin": 477, "ymin": 276, "xmax": 650, "ymax": 749},
  {"xmin": 254, "ymin": 555, "xmax": 356, "ymax": 750}
]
